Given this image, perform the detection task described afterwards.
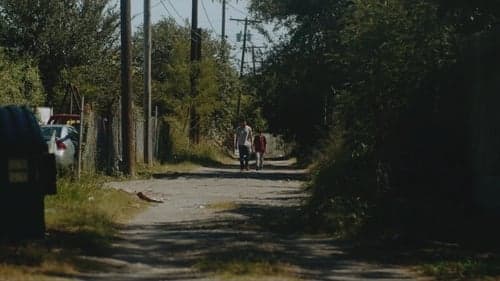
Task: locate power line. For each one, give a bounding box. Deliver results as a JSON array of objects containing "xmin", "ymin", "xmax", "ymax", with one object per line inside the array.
[
  {"xmin": 131, "ymin": 0, "xmax": 161, "ymax": 19},
  {"xmin": 159, "ymin": 0, "xmax": 183, "ymax": 23},
  {"xmin": 158, "ymin": 0, "xmax": 175, "ymax": 20},
  {"xmin": 200, "ymin": 0, "xmax": 218, "ymax": 35},
  {"xmin": 166, "ymin": 0, "xmax": 185, "ymax": 21},
  {"xmin": 226, "ymin": 2, "xmax": 247, "ymax": 16},
  {"xmin": 156, "ymin": 0, "xmax": 203, "ymax": 44},
  {"xmin": 160, "ymin": 0, "xmax": 206, "ymax": 39}
]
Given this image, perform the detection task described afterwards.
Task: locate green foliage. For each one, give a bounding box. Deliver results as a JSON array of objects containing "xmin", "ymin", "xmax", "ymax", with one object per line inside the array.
[
  {"xmin": 306, "ymin": 134, "xmax": 372, "ymax": 236},
  {"xmin": 248, "ymin": 0, "xmax": 349, "ymax": 155},
  {"xmin": 45, "ymin": 174, "xmax": 146, "ymax": 235},
  {"xmin": 0, "ymin": 0, "xmax": 119, "ymax": 105},
  {"xmin": 161, "ymin": 115, "xmax": 224, "ymax": 165},
  {"xmin": 132, "ymin": 18, "xmax": 242, "ymax": 154},
  {"xmin": 249, "ymin": 0, "xmax": 500, "ymax": 238},
  {"xmin": 421, "ymin": 258, "xmax": 500, "ymax": 280},
  {"xmin": 62, "ymin": 51, "xmax": 121, "ymax": 112},
  {"xmin": 0, "ymin": 49, "xmax": 43, "ymax": 106}
]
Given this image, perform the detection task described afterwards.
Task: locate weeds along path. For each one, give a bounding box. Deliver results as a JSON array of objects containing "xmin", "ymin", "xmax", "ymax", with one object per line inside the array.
[{"xmin": 75, "ymin": 159, "xmax": 419, "ymax": 281}]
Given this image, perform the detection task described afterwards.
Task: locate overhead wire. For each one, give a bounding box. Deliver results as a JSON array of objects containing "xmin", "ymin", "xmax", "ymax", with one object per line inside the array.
[
  {"xmin": 159, "ymin": 0, "xmax": 185, "ymax": 25},
  {"xmin": 153, "ymin": 0, "xmax": 244, "ymax": 67},
  {"xmin": 132, "ymin": 0, "xmax": 163, "ymax": 21},
  {"xmin": 200, "ymin": 0, "xmax": 219, "ymax": 36},
  {"xmin": 226, "ymin": 1, "xmax": 248, "ymax": 16},
  {"xmin": 166, "ymin": 0, "xmax": 185, "ymax": 21},
  {"xmin": 159, "ymin": 0, "xmax": 205, "ymax": 41}
]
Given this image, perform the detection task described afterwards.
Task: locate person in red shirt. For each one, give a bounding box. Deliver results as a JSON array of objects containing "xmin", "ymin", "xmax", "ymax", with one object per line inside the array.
[{"xmin": 253, "ymin": 129, "xmax": 267, "ymax": 170}]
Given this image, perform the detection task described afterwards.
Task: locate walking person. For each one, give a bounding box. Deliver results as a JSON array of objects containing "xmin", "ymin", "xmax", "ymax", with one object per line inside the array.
[
  {"xmin": 234, "ymin": 119, "xmax": 253, "ymax": 171},
  {"xmin": 253, "ymin": 129, "xmax": 267, "ymax": 170}
]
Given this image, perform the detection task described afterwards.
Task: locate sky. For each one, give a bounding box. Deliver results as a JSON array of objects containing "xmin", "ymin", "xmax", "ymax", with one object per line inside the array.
[{"xmin": 118, "ymin": 0, "xmax": 276, "ymax": 66}]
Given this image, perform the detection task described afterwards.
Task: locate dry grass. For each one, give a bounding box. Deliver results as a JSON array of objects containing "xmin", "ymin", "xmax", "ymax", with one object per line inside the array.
[
  {"xmin": 194, "ymin": 241, "xmax": 301, "ymax": 281},
  {"xmin": 195, "ymin": 258, "xmax": 300, "ymax": 281},
  {"xmin": 0, "ymin": 174, "xmax": 147, "ymax": 280},
  {"xmin": 137, "ymin": 161, "xmax": 200, "ymax": 178},
  {"xmin": 207, "ymin": 201, "xmax": 240, "ymax": 211}
]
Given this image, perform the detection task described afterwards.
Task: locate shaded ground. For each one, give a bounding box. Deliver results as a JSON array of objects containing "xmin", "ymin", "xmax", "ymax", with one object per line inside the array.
[{"xmin": 45, "ymin": 159, "xmax": 422, "ymax": 281}]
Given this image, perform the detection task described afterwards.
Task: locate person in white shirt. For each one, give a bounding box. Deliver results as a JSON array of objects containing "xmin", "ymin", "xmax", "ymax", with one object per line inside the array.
[{"xmin": 234, "ymin": 119, "xmax": 253, "ymax": 171}]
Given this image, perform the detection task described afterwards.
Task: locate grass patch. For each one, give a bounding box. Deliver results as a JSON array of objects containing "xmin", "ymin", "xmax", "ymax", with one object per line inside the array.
[
  {"xmin": 0, "ymin": 174, "xmax": 147, "ymax": 280},
  {"xmin": 137, "ymin": 161, "xmax": 201, "ymax": 178},
  {"xmin": 346, "ymin": 239, "xmax": 500, "ymax": 281},
  {"xmin": 170, "ymin": 141, "xmax": 233, "ymax": 166},
  {"xmin": 419, "ymin": 257, "xmax": 500, "ymax": 280},
  {"xmin": 207, "ymin": 201, "xmax": 239, "ymax": 211},
  {"xmin": 46, "ymin": 175, "xmax": 147, "ymax": 229},
  {"xmin": 195, "ymin": 257, "xmax": 299, "ymax": 281}
]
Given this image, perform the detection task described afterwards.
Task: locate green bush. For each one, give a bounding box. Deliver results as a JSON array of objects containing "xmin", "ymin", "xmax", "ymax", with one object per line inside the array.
[
  {"xmin": 160, "ymin": 117, "xmax": 226, "ymax": 165},
  {"xmin": 0, "ymin": 50, "xmax": 44, "ymax": 107},
  {"xmin": 306, "ymin": 134, "xmax": 374, "ymax": 237}
]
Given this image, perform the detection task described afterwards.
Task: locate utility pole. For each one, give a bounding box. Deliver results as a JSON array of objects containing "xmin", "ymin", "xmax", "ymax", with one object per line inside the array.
[
  {"xmin": 230, "ymin": 17, "xmax": 260, "ymax": 119},
  {"xmin": 250, "ymin": 45, "xmax": 265, "ymax": 75},
  {"xmin": 144, "ymin": 0, "xmax": 153, "ymax": 166},
  {"xmin": 189, "ymin": 0, "xmax": 201, "ymax": 144},
  {"xmin": 237, "ymin": 17, "xmax": 248, "ymax": 119},
  {"xmin": 120, "ymin": 0, "xmax": 135, "ymax": 176},
  {"xmin": 191, "ymin": 0, "xmax": 199, "ymax": 63},
  {"xmin": 221, "ymin": 0, "xmax": 226, "ymax": 59},
  {"xmin": 251, "ymin": 46, "xmax": 256, "ymax": 75}
]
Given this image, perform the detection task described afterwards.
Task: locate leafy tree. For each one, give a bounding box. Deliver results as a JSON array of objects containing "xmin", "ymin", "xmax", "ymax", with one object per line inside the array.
[
  {"xmin": 248, "ymin": 0, "xmax": 500, "ymax": 236},
  {"xmin": 132, "ymin": 19, "xmax": 242, "ymax": 155},
  {"xmin": 62, "ymin": 49, "xmax": 121, "ymax": 113},
  {"xmin": 248, "ymin": 0, "xmax": 350, "ymax": 156},
  {"xmin": 0, "ymin": 48, "xmax": 44, "ymax": 106},
  {"xmin": 0, "ymin": 0, "xmax": 119, "ymax": 106}
]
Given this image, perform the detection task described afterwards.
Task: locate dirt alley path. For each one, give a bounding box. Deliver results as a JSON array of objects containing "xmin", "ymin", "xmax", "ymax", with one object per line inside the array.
[{"xmin": 78, "ymin": 159, "xmax": 421, "ymax": 281}]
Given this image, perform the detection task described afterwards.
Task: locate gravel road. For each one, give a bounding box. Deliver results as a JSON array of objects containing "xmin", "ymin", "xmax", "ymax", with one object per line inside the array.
[{"xmin": 78, "ymin": 159, "xmax": 420, "ymax": 281}]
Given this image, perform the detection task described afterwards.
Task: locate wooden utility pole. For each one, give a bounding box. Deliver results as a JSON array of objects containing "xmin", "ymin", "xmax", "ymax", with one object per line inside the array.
[
  {"xmin": 251, "ymin": 45, "xmax": 256, "ymax": 75},
  {"xmin": 189, "ymin": 0, "xmax": 201, "ymax": 144},
  {"xmin": 77, "ymin": 95, "xmax": 84, "ymax": 180},
  {"xmin": 120, "ymin": 0, "xmax": 135, "ymax": 176},
  {"xmin": 250, "ymin": 45, "xmax": 265, "ymax": 75},
  {"xmin": 221, "ymin": 0, "xmax": 226, "ymax": 58},
  {"xmin": 230, "ymin": 17, "xmax": 260, "ymax": 119},
  {"xmin": 191, "ymin": 0, "xmax": 199, "ymax": 63},
  {"xmin": 144, "ymin": 0, "xmax": 153, "ymax": 166},
  {"xmin": 237, "ymin": 18, "xmax": 248, "ymax": 119}
]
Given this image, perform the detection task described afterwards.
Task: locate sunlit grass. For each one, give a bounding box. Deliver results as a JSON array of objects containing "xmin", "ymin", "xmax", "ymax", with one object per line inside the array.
[
  {"xmin": 207, "ymin": 201, "xmax": 239, "ymax": 211},
  {"xmin": 0, "ymin": 173, "xmax": 147, "ymax": 280},
  {"xmin": 137, "ymin": 161, "xmax": 200, "ymax": 178},
  {"xmin": 0, "ymin": 264, "xmax": 70, "ymax": 281},
  {"xmin": 195, "ymin": 257, "xmax": 300, "ymax": 281}
]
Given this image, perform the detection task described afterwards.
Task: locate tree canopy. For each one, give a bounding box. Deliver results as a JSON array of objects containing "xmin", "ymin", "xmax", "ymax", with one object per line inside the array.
[
  {"xmin": 0, "ymin": 0, "xmax": 119, "ymax": 105},
  {"xmin": 248, "ymin": 0, "xmax": 500, "ymax": 236},
  {"xmin": 0, "ymin": 48, "xmax": 43, "ymax": 106}
]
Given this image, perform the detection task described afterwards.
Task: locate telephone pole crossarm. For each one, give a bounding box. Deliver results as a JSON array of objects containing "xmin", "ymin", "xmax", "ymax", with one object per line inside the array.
[{"xmin": 229, "ymin": 18, "xmax": 261, "ymax": 24}]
